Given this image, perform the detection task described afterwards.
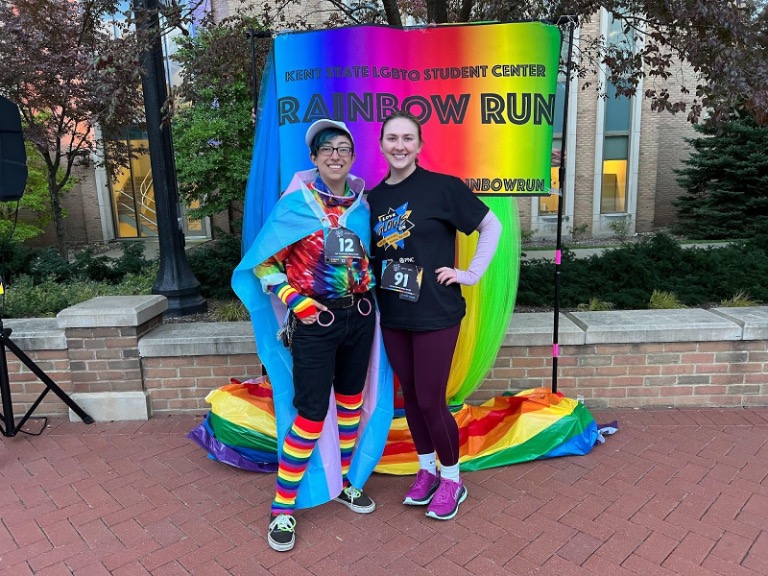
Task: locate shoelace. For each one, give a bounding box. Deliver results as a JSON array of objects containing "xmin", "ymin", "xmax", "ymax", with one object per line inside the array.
[
  {"xmin": 344, "ymin": 486, "xmax": 362, "ymax": 501},
  {"xmin": 270, "ymin": 514, "xmax": 296, "ymax": 532},
  {"xmin": 432, "ymin": 482, "xmax": 457, "ymax": 504}
]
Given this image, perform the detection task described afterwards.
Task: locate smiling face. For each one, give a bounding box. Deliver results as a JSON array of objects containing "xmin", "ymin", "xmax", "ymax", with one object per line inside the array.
[
  {"xmin": 310, "ymin": 133, "xmax": 355, "ymax": 194},
  {"xmin": 380, "ymin": 117, "xmax": 423, "ymax": 181}
]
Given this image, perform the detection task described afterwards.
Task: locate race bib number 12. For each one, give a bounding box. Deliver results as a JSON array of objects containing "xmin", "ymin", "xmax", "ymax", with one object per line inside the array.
[{"xmin": 324, "ymin": 227, "xmax": 365, "ymax": 263}]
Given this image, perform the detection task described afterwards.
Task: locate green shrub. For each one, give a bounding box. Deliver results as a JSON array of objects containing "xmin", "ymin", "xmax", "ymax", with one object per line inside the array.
[
  {"xmin": 4, "ymin": 232, "xmax": 767, "ymax": 318},
  {"xmin": 70, "ymin": 249, "xmax": 121, "ymax": 283},
  {"xmin": 21, "ymin": 243, "xmax": 155, "ymax": 287},
  {"xmin": 115, "ymin": 265, "xmax": 158, "ymax": 295},
  {"xmin": 515, "ymin": 233, "xmax": 768, "ymax": 310},
  {"xmin": 29, "ymin": 248, "xmax": 72, "ymax": 283},
  {"xmin": 649, "ymin": 290, "xmax": 687, "ymax": 309},
  {"xmin": 113, "ymin": 242, "xmax": 153, "ymax": 276},
  {"xmin": 186, "ymin": 234, "xmax": 242, "ymax": 300},
  {"xmin": 608, "ymin": 216, "xmax": 631, "ymax": 241},
  {"xmin": 210, "ymin": 299, "xmax": 249, "ymax": 321},
  {"xmin": 577, "ymin": 298, "xmax": 615, "ymax": 311},
  {"xmin": 520, "ymin": 228, "xmax": 536, "ymax": 244},
  {"xmin": 570, "ymin": 223, "xmax": 589, "ymax": 241},
  {"xmin": 0, "ymin": 259, "xmax": 157, "ymax": 318},
  {"xmin": 1, "ymin": 275, "xmax": 102, "ymax": 317},
  {"xmin": 0, "ymin": 240, "xmax": 36, "ymax": 284},
  {"xmin": 719, "ymin": 290, "xmax": 758, "ymax": 307}
]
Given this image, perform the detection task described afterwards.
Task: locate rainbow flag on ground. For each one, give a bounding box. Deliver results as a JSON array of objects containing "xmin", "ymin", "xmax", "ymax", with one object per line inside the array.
[{"xmin": 188, "ymin": 379, "xmax": 606, "ymax": 475}]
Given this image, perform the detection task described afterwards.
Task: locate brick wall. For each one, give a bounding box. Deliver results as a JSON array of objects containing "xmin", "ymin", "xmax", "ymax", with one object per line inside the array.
[
  {"xmin": 133, "ymin": 337, "xmax": 768, "ymax": 416},
  {"xmin": 480, "ymin": 341, "xmax": 768, "ymax": 409},
  {"xmin": 27, "ymin": 163, "xmax": 103, "ymax": 250},
  {"xmin": 653, "ymin": 64, "xmax": 700, "ymax": 229},
  {"xmin": 5, "ymin": 316, "xmax": 768, "ymax": 421},
  {"xmin": 635, "ymin": 99, "xmax": 659, "ymax": 233},
  {"xmin": 571, "ymin": 20, "xmax": 600, "ymax": 235},
  {"xmin": 3, "ymin": 349, "xmax": 73, "ymax": 417},
  {"xmin": 63, "ymin": 317, "xmax": 160, "ymax": 394},
  {"xmin": 143, "ymin": 353, "xmax": 261, "ymax": 414}
]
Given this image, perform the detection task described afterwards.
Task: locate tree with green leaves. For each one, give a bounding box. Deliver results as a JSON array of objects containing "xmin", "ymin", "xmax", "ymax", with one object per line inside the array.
[
  {"xmin": 172, "ymin": 12, "xmax": 269, "ymax": 226},
  {"xmin": 0, "ymin": 144, "xmax": 72, "ymax": 244},
  {"xmin": 672, "ymin": 114, "xmax": 768, "ymax": 240},
  {"xmin": 0, "ymin": 0, "xmax": 209, "ymax": 256}
]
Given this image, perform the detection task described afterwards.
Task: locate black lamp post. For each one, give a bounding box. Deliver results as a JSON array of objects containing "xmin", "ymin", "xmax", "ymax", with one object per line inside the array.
[{"xmin": 133, "ymin": 0, "xmax": 206, "ymax": 316}]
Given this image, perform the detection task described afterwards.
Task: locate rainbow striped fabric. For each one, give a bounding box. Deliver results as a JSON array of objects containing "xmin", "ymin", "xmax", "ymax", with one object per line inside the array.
[
  {"xmin": 188, "ymin": 380, "xmax": 600, "ymax": 475},
  {"xmin": 272, "ymin": 22, "xmax": 561, "ymax": 197}
]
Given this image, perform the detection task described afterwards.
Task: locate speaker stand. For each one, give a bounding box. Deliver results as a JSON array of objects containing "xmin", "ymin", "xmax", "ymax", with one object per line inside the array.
[{"xmin": 1, "ymin": 318, "xmax": 94, "ymax": 437}]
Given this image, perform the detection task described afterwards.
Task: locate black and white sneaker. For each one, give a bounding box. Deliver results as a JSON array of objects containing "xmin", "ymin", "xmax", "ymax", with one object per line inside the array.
[
  {"xmin": 268, "ymin": 513, "xmax": 296, "ymax": 552},
  {"xmin": 334, "ymin": 486, "xmax": 376, "ymax": 514}
]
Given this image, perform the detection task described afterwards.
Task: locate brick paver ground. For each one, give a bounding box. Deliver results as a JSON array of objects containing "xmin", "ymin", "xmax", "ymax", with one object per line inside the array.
[{"xmin": 1, "ymin": 407, "xmax": 767, "ymax": 575}]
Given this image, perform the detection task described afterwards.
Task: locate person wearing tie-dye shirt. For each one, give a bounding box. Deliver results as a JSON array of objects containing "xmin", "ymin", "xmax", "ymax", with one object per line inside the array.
[{"xmin": 254, "ymin": 119, "xmax": 377, "ymax": 552}]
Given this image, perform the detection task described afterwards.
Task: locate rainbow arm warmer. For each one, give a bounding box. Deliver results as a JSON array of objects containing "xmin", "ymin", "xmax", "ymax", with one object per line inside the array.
[{"xmin": 269, "ymin": 282, "xmax": 317, "ymax": 319}]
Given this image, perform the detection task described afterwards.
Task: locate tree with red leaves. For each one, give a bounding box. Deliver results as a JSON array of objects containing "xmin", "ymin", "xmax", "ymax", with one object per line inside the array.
[{"xmin": 0, "ymin": 0, "xmax": 148, "ymax": 256}]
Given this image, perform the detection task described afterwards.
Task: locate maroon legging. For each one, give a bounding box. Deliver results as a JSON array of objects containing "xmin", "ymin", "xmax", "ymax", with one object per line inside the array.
[{"xmin": 381, "ymin": 324, "xmax": 461, "ymax": 467}]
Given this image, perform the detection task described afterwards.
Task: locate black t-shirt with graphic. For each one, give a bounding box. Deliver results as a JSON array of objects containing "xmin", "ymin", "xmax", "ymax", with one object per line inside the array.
[{"xmin": 368, "ymin": 166, "xmax": 489, "ymax": 331}]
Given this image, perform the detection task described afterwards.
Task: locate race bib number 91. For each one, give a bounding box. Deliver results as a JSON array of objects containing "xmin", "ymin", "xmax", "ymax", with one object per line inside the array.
[{"xmin": 380, "ymin": 260, "xmax": 422, "ymax": 302}]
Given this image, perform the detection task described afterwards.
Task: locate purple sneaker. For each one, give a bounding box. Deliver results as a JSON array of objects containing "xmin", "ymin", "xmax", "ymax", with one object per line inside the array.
[
  {"xmin": 425, "ymin": 478, "xmax": 467, "ymax": 520},
  {"xmin": 403, "ymin": 469, "xmax": 440, "ymax": 505}
]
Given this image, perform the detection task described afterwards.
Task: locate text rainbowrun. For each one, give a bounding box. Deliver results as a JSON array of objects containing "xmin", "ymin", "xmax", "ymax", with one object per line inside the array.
[{"xmin": 465, "ymin": 178, "xmax": 547, "ymax": 193}]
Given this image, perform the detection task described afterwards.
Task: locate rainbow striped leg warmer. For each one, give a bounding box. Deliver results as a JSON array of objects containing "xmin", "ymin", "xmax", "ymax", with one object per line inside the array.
[
  {"xmin": 335, "ymin": 391, "xmax": 363, "ymax": 488},
  {"xmin": 271, "ymin": 415, "xmax": 324, "ymax": 516}
]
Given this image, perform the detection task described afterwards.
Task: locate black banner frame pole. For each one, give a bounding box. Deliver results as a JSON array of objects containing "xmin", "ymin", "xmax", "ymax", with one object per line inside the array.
[
  {"xmin": 247, "ymin": 29, "xmax": 260, "ymax": 120},
  {"xmin": 551, "ymin": 15, "xmax": 578, "ymax": 394},
  {"xmin": 246, "ymin": 28, "xmax": 272, "ymax": 126}
]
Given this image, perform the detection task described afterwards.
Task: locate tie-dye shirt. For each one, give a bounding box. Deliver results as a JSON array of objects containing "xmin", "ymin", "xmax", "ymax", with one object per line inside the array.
[{"xmin": 255, "ymin": 174, "xmax": 374, "ymax": 300}]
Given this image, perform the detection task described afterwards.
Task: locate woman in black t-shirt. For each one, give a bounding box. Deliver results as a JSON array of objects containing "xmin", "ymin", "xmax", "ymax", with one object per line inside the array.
[{"xmin": 368, "ymin": 111, "xmax": 501, "ymax": 521}]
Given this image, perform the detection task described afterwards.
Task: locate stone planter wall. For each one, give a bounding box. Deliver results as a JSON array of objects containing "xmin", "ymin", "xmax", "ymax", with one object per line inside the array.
[{"xmin": 4, "ymin": 298, "xmax": 767, "ymax": 421}]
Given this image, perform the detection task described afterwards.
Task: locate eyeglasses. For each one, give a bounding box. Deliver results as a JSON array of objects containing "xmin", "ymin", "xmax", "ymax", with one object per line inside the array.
[{"xmin": 317, "ymin": 145, "xmax": 353, "ymax": 157}]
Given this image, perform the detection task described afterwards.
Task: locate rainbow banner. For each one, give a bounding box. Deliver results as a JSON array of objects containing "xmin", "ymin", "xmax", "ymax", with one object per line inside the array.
[{"xmin": 273, "ymin": 22, "xmax": 561, "ymax": 196}]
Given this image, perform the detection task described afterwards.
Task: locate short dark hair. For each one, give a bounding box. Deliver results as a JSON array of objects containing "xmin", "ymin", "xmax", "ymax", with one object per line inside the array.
[{"xmin": 310, "ymin": 128, "xmax": 354, "ymax": 156}]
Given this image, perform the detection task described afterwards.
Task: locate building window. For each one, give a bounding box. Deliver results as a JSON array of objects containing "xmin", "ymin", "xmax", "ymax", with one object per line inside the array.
[
  {"xmin": 600, "ymin": 13, "xmax": 633, "ymax": 214},
  {"xmin": 107, "ymin": 132, "xmax": 158, "ymax": 238}
]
